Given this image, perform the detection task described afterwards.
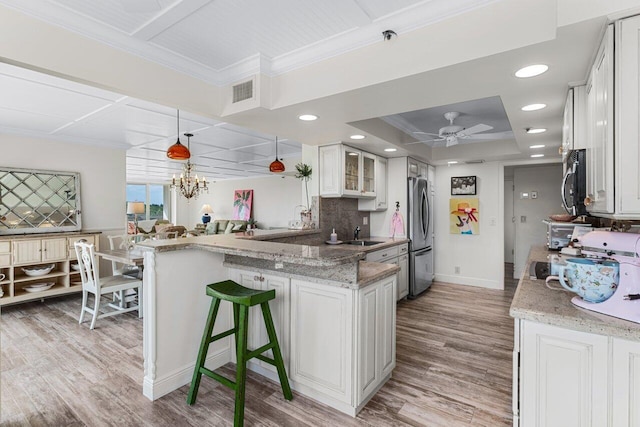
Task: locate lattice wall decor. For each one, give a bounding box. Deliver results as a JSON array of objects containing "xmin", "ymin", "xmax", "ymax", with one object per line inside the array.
[{"xmin": 0, "ymin": 168, "xmax": 82, "ymax": 235}]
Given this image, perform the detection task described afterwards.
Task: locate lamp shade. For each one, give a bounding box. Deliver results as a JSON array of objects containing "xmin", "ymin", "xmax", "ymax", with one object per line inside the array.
[
  {"xmin": 200, "ymin": 204, "xmax": 214, "ymax": 214},
  {"xmin": 167, "ymin": 140, "xmax": 191, "ymax": 160},
  {"xmin": 126, "ymin": 202, "xmax": 145, "ymax": 215}
]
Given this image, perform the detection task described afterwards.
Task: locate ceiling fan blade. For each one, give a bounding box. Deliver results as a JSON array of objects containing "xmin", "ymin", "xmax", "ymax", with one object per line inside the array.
[
  {"xmin": 413, "ymin": 131, "xmax": 441, "ymax": 136},
  {"xmin": 445, "ymin": 137, "xmax": 459, "ymax": 148},
  {"xmin": 405, "ymin": 138, "xmax": 444, "ymax": 145},
  {"xmin": 457, "ymin": 124, "xmax": 493, "ymax": 137},
  {"xmin": 463, "ymin": 131, "xmax": 515, "ymax": 140}
]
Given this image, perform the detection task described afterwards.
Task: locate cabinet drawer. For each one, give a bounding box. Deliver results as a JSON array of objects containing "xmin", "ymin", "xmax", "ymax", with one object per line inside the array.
[
  {"xmin": 398, "ymin": 244, "xmax": 408, "ymax": 255},
  {"xmin": 0, "ymin": 254, "xmax": 10, "ymax": 267},
  {"xmin": 366, "ymin": 246, "xmax": 399, "ymax": 263},
  {"xmin": 68, "ymin": 235, "xmax": 95, "ymax": 249},
  {"xmin": 0, "ymin": 241, "xmax": 10, "ymax": 253}
]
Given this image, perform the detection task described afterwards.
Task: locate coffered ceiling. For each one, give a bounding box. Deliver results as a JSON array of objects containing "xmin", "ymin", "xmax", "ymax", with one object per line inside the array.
[{"xmin": 0, "ymin": 0, "xmax": 635, "ymax": 182}]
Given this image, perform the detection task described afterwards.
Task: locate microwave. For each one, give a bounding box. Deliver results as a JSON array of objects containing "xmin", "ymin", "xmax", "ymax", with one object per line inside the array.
[{"xmin": 561, "ymin": 149, "xmax": 587, "ymax": 216}]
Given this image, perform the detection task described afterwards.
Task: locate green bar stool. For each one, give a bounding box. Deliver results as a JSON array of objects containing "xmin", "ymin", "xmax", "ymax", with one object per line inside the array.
[{"xmin": 187, "ymin": 280, "xmax": 293, "ymax": 426}]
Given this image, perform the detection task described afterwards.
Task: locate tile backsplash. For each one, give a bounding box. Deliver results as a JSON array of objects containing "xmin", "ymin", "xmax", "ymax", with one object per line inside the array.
[{"xmin": 319, "ymin": 197, "xmax": 370, "ymax": 242}]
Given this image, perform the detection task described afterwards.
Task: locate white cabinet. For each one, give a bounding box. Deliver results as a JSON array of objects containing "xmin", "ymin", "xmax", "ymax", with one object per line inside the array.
[
  {"xmin": 615, "ymin": 15, "xmax": 640, "ymax": 214},
  {"xmin": 1, "ymin": 233, "xmax": 100, "ymax": 305},
  {"xmin": 561, "ymin": 88, "xmax": 574, "ymax": 164},
  {"xmin": 366, "ymin": 244, "xmax": 408, "ymax": 300},
  {"xmin": 319, "ymin": 144, "xmax": 377, "ymax": 198},
  {"xmin": 290, "ymin": 278, "xmax": 354, "ymax": 404},
  {"xmin": 516, "ymin": 320, "xmax": 640, "ymax": 427},
  {"xmin": 359, "ymin": 156, "xmax": 388, "ymax": 211},
  {"xmin": 357, "ymin": 276, "xmax": 396, "ymax": 402},
  {"xmin": 612, "ymin": 338, "xmax": 640, "ymax": 427},
  {"xmin": 519, "ymin": 320, "xmax": 609, "ymax": 426},
  {"xmin": 397, "ymin": 253, "xmax": 409, "ymax": 300},
  {"xmin": 229, "ymin": 269, "xmax": 290, "ymax": 374},
  {"xmin": 13, "ymin": 238, "xmax": 67, "ymax": 265},
  {"xmin": 585, "ymin": 24, "xmax": 614, "ymax": 214}
]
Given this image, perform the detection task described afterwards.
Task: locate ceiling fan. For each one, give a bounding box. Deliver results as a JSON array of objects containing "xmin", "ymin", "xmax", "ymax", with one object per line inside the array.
[{"xmin": 408, "ymin": 111, "xmax": 513, "ymax": 148}]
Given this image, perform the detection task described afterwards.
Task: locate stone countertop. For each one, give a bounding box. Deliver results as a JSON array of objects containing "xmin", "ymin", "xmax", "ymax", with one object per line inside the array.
[
  {"xmin": 327, "ymin": 236, "xmax": 410, "ymax": 253},
  {"xmin": 357, "ymin": 261, "xmax": 400, "ymax": 287},
  {"xmin": 136, "ymin": 230, "xmax": 364, "ymax": 268},
  {"xmin": 510, "ymin": 246, "xmax": 640, "ymax": 341}
]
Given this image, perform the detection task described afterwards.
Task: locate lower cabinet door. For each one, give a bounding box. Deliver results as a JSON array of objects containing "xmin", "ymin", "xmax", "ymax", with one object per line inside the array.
[
  {"xmin": 612, "ymin": 338, "xmax": 640, "ymax": 427},
  {"xmin": 358, "ymin": 283, "xmax": 379, "ymax": 399},
  {"xmin": 379, "ymin": 277, "xmax": 396, "ymax": 378},
  {"xmin": 397, "ymin": 254, "xmax": 409, "ymax": 300},
  {"xmin": 290, "ymin": 279, "xmax": 353, "ymax": 404},
  {"xmin": 520, "ymin": 321, "xmax": 609, "ymax": 427}
]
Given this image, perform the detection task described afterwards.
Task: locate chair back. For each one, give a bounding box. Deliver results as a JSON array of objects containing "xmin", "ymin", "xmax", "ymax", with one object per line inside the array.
[{"xmin": 74, "ymin": 240, "xmax": 100, "ymax": 293}]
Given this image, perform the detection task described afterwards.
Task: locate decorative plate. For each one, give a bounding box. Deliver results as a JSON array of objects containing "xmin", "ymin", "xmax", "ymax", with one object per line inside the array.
[
  {"xmin": 22, "ymin": 264, "xmax": 55, "ymax": 277},
  {"xmin": 23, "ymin": 282, "xmax": 55, "ymax": 293},
  {"xmin": 325, "ymin": 240, "xmax": 343, "ymax": 245}
]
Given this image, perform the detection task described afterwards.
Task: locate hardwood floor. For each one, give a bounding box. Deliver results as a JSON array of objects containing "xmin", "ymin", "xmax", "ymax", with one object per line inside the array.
[{"xmin": 1, "ymin": 274, "xmax": 517, "ymax": 426}]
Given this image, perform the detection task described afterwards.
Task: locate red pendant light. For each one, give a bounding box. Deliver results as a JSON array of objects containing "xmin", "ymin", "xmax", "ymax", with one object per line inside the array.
[
  {"xmin": 269, "ymin": 136, "xmax": 285, "ymax": 173},
  {"xmin": 166, "ymin": 109, "xmax": 191, "ymax": 160}
]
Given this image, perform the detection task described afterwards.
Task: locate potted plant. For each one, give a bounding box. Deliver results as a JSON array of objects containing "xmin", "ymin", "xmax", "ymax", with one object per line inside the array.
[{"xmin": 295, "ymin": 163, "xmax": 313, "ymax": 227}]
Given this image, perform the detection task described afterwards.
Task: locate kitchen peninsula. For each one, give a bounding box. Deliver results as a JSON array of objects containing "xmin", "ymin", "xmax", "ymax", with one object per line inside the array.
[{"xmin": 136, "ymin": 230, "xmax": 401, "ymax": 416}]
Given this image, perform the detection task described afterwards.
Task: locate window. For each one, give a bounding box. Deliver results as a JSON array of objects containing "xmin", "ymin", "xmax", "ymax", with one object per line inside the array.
[{"xmin": 126, "ymin": 184, "xmax": 170, "ymax": 221}]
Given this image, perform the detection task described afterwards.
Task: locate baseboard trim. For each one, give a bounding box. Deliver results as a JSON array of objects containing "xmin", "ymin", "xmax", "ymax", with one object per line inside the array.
[
  {"xmin": 434, "ymin": 274, "xmax": 502, "ymax": 290},
  {"xmin": 143, "ymin": 348, "xmax": 230, "ymax": 401}
]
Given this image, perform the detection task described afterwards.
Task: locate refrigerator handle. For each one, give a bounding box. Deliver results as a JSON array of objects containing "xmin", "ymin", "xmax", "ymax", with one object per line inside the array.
[{"xmin": 421, "ymin": 186, "xmax": 428, "ymax": 238}]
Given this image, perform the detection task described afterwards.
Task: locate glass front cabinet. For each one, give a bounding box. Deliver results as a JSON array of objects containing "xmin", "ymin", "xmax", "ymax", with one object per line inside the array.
[{"xmin": 320, "ymin": 144, "xmax": 377, "ymax": 198}]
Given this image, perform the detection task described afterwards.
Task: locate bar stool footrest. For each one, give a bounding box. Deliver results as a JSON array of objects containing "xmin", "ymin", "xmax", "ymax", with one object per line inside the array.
[
  {"xmin": 246, "ymin": 342, "xmax": 275, "ymax": 361},
  {"xmin": 254, "ymin": 354, "xmax": 277, "ymax": 367},
  {"xmin": 200, "ymin": 366, "xmax": 236, "ymax": 390}
]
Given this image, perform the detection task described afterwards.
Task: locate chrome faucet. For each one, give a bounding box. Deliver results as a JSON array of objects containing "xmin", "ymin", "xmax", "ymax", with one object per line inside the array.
[{"xmin": 354, "ymin": 226, "xmax": 361, "ymax": 241}]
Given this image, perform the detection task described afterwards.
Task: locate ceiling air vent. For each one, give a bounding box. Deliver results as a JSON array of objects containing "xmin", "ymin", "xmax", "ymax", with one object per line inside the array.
[
  {"xmin": 464, "ymin": 159, "xmax": 485, "ymax": 164},
  {"xmin": 232, "ymin": 80, "xmax": 253, "ymax": 103}
]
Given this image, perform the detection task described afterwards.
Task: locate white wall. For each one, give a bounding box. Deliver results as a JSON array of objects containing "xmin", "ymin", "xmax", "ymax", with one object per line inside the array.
[
  {"xmin": 370, "ymin": 157, "xmax": 408, "ymax": 238},
  {"xmin": 1, "ymin": 134, "xmax": 126, "ymax": 232},
  {"xmin": 434, "ymin": 162, "xmax": 504, "ymax": 289},
  {"xmin": 177, "ymin": 175, "xmax": 303, "ymax": 229},
  {"xmin": 513, "ymin": 164, "xmax": 563, "ymax": 277}
]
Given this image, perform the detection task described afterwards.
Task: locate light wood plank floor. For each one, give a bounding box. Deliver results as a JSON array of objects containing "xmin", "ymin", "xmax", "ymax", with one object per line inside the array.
[{"xmin": 1, "ymin": 273, "xmax": 517, "ymax": 426}]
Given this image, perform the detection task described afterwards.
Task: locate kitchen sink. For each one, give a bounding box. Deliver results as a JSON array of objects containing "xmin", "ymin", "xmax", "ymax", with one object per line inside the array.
[{"xmin": 345, "ymin": 240, "xmax": 384, "ymax": 246}]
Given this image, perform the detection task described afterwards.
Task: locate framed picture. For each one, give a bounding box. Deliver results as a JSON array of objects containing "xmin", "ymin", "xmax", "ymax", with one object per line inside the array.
[
  {"xmin": 233, "ymin": 189, "xmax": 253, "ymax": 220},
  {"xmin": 451, "ymin": 176, "xmax": 477, "ymax": 195}
]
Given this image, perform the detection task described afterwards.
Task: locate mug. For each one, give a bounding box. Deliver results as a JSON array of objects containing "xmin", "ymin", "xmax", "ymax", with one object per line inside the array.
[
  {"xmin": 558, "ymin": 258, "xmax": 619, "ymax": 303},
  {"xmin": 0, "ymin": 273, "xmax": 4, "ymax": 298}
]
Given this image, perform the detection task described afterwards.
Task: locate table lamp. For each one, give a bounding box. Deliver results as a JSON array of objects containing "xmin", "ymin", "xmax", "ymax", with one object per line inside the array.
[
  {"xmin": 200, "ymin": 204, "xmax": 213, "ymax": 224},
  {"xmin": 127, "ymin": 201, "xmax": 145, "ymax": 232}
]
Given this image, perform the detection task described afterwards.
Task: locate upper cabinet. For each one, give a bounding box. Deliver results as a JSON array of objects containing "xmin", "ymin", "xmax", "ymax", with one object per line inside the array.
[
  {"xmin": 319, "ymin": 144, "xmax": 377, "ymax": 198},
  {"xmin": 615, "ymin": 15, "xmax": 640, "ymax": 214},
  {"xmin": 581, "ymin": 16, "xmax": 640, "ymax": 217},
  {"xmin": 585, "ymin": 24, "xmax": 614, "ymax": 214},
  {"xmin": 358, "ymin": 156, "xmax": 388, "ymax": 211}
]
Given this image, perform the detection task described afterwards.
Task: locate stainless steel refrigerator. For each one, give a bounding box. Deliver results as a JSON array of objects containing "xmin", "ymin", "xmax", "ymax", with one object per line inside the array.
[{"xmin": 408, "ymin": 177, "xmax": 434, "ymax": 298}]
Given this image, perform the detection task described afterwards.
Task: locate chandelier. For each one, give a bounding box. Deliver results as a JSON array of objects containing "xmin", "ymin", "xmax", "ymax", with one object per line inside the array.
[{"xmin": 171, "ymin": 133, "xmax": 208, "ymax": 201}]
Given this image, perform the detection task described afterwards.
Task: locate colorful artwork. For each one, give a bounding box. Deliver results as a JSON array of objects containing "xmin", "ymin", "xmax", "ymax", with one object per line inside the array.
[
  {"xmin": 450, "ymin": 198, "xmax": 479, "ymax": 235},
  {"xmin": 233, "ymin": 190, "xmax": 253, "ymax": 220}
]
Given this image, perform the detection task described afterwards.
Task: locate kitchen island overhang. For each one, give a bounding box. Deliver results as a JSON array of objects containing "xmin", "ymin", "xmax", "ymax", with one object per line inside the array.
[{"xmin": 136, "ymin": 231, "xmax": 399, "ymax": 416}]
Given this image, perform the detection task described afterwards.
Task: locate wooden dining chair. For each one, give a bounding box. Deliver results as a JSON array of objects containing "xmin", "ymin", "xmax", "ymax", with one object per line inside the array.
[
  {"xmin": 107, "ymin": 234, "xmax": 142, "ymax": 309},
  {"xmin": 74, "ymin": 240, "xmax": 143, "ymax": 330}
]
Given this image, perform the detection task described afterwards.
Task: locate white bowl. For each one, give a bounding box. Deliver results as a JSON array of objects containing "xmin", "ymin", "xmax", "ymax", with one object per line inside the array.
[
  {"xmin": 22, "ymin": 264, "xmax": 55, "ymax": 277},
  {"xmin": 23, "ymin": 282, "xmax": 54, "ymax": 293},
  {"xmin": 71, "ymin": 263, "xmax": 80, "ymax": 271}
]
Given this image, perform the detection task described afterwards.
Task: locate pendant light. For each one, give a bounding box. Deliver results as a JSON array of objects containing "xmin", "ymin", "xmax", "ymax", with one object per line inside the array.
[
  {"xmin": 166, "ymin": 109, "xmax": 191, "ymax": 160},
  {"xmin": 269, "ymin": 136, "xmax": 285, "ymax": 173}
]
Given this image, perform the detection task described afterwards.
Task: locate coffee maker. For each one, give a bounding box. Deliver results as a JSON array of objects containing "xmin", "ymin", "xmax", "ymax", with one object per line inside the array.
[{"xmin": 572, "ymin": 230, "xmax": 640, "ymax": 324}]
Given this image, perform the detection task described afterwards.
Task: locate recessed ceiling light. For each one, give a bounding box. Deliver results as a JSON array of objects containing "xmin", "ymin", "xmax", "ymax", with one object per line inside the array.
[
  {"xmin": 529, "ymin": 144, "xmax": 545, "ymax": 149},
  {"xmin": 531, "ymin": 154, "xmax": 544, "ymax": 158},
  {"xmin": 447, "ymin": 161, "xmax": 458, "ymax": 164},
  {"xmin": 521, "ymin": 103, "xmax": 546, "ymax": 111},
  {"xmin": 350, "ymin": 134, "xmax": 365, "ymax": 140},
  {"xmin": 384, "ymin": 148, "xmax": 397, "ymax": 152},
  {"xmin": 515, "ymin": 64, "xmax": 549, "ymax": 78},
  {"xmin": 526, "ymin": 128, "xmax": 547, "ymax": 134},
  {"xmin": 298, "ymin": 114, "xmax": 318, "ymax": 121}
]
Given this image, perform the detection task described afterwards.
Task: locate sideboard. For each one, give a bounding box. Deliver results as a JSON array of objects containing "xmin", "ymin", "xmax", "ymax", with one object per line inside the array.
[{"xmin": 0, "ymin": 231, "xmax": 100, "ymax": 306}]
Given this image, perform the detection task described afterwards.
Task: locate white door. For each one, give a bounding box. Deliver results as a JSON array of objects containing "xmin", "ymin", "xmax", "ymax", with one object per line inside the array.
[
  {"xmin": 612, "ymin": 338, "xmax": 640, "ymax": 427},
  {"xmin": 504, "ymin": 179, "xmax": 515, "ymax": 264}
]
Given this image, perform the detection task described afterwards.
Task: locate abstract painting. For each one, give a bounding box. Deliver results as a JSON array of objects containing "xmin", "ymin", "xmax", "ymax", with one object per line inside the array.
[
  {"xmin": 233, "ymin": 189, "xmax": 253, "ymax": 220},
  {"xmin": 450, "ymin": 198, "xmax": 479, "ymax": 235}
]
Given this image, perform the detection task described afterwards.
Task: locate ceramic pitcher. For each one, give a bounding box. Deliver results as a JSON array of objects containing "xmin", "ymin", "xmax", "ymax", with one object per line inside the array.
[{"xmin": 558, "ymin": 258, "xmax": 619, "ymax": 303}]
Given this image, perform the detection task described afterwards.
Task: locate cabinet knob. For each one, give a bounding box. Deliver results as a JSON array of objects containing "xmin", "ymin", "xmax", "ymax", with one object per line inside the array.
[{"xmin": 584, "ymin": 196, "xmax": 592, "ymax": 206}]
